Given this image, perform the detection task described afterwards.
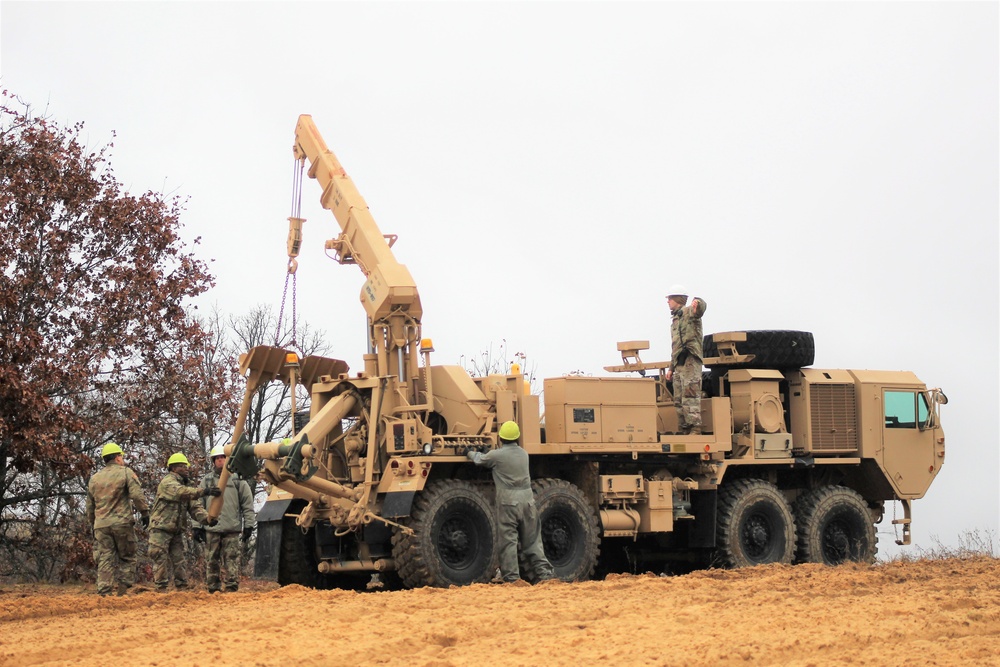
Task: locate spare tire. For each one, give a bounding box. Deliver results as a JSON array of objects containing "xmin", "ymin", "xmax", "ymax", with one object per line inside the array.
[{"xmin": 703, "ymin": 330, "xmax": 815, "ymax": 370}]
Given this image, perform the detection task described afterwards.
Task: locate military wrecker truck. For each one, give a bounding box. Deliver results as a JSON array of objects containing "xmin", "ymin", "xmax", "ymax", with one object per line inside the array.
[{"xmin": 208, "ymin": 116, "xmax": 948, "ymax": 589}]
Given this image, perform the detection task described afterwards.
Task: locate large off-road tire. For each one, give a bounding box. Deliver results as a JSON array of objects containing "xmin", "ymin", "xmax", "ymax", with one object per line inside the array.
[
  {"xmin": 521, "ymin": 479, "xmax": 600, "ymax": 583},
  {"xmin": 794, "ymin": 486, "xmax": 877, "ymax": 565},
  {"xmin": 277, "ymin": 515, "xmax": 319, "ymax": 587},
  {"xmin": 391, "ymin": 480, "xmax": 498, "ymax": 589},
  {"xmin": 715, "ymin": 478, "xmax": 796, "ymax": 568},
  {"xmin": 703, "ymin": 330, "xmax": 815, "ymax": 370}
]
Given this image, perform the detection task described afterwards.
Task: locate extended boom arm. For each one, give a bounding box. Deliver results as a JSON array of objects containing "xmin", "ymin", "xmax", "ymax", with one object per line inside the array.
[{"xmin": 293, "ymin": 115, "xmax": 423, "ymax": 384}]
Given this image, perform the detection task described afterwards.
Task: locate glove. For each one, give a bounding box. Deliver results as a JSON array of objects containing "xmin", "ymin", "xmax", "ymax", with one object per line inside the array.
[
  {"xmin": 139, "ymin": 513, "xmax": 150, "ymax": 530},
  {"xmin": 202, "ymin": 486, "xmax": 222, "ymax": 497},
  {"xmin": 207, "ymin": 518, "xmax": 219, "ymax": 527},
  {"xmin": 193, "ymin": 528, "xmax": 206, "ymax": 544},
  {"xmin": 241, "ymin": 527, "xmax": 254, "ymax": 543}
]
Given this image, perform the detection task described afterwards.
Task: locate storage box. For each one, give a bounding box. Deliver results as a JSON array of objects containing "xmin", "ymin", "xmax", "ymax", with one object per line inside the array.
[{"xmin": 544, "ymin": 377, "xmax": 657, "ymax": 443}]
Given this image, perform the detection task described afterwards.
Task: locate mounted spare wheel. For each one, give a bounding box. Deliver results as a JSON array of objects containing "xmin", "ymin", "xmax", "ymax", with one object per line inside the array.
[{"xmin": 703, "ymin": 330, "xmax": 815, "ymax": 370}]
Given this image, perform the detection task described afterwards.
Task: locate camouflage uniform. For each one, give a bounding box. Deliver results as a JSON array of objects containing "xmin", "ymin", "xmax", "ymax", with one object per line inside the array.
[
  {"xmin": 195, "ymin": 471, "xmax": 256, "ymax": 592},
  {"xmin": 468, "ymin": 443, "xmax": 554, "ymax": 582},
  {"xmin": 148, "ymin": 471, "xmax": 211, "ymax": 591},
  {"xmin": 85, "ymin": 462, "xmax": 149, "ymax": 596},
  {"xmin": 670, "ymin": 297, "xmax": 708, "ymax": 434}
]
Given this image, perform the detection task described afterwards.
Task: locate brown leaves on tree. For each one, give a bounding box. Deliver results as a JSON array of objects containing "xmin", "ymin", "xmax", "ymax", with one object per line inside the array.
[{"xmin": 0, "ymin": 90, "xmax": 240, "ymax": 579}]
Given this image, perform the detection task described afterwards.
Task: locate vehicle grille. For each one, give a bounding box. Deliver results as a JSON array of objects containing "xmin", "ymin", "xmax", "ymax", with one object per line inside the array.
[{"xmin": 810, "ymin": 384, "xmax": 858, "ymax": 451}]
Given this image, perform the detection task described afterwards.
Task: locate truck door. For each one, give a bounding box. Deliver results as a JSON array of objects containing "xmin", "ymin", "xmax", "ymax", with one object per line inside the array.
[{"xmin": 881, "ymin": 389, "xmax": 937, "ymax": 497}]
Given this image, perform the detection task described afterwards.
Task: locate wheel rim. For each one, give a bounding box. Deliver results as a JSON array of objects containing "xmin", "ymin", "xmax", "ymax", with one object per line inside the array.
[
  {"xmin": 541, "ymin": 511, "xmax": 576, "ymax": 565},
  {"xmin": 435, "ymin": 511, "xmax": 479, "ymax": 569},
  {"xmin": 741, "ymin": 511, "xmax": 775, "ymax": 561},
  {"xmin": 821, "ymin": 514, "xmax": 862, "ymax": 564}
]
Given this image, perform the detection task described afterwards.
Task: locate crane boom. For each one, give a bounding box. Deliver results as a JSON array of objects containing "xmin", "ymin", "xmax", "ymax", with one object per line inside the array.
[
  {"xmin": 292, "ymin": 115, "xmax": 423, "ymax": 385},
  {"xmin": 292, "ymin": 115, "xmax": 422, "ymax": 323}
]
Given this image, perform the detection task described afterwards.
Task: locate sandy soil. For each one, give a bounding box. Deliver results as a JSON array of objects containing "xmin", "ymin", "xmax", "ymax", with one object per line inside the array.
[{"xmin": 1, "ymin": 557, "xmax": 997, "ymax": 667}]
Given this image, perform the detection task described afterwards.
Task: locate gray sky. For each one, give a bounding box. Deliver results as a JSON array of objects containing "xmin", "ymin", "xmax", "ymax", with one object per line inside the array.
[{"xmin": 3, "ymin": 1, "xmax": 997, "ymax": 556}]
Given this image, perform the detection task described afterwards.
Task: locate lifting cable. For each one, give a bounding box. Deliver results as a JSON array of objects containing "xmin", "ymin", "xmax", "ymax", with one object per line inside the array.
[{"xmin": 276, "ymin": 158, "xmax": 306, "ymax": 352}]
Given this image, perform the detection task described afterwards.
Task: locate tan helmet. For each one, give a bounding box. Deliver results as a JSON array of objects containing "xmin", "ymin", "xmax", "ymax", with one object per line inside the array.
[
  {"xmin": 209, "ymin": 444, "xmax": 226, "ymax": 459},
  {"xmin": 498, "ymin": 421, "xmax": 521, "ymax": 442},
  {"xmin": 167, "ymin": 452, "xmax": 190, "ymax": 467}
]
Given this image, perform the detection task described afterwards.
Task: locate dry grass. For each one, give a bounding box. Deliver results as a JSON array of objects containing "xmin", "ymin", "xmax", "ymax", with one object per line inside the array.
[{"xmin": 886, "ymin": 528, "xmax": 998, "ymax": 563}]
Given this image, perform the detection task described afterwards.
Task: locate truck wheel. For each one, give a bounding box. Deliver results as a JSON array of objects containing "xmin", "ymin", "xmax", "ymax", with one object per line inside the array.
[
  {"xmin": 703, "ymin": 330, "xmax": 815, "ymax": 370},
  {"xmin": 794, "ymin": 486, "xmax": 877, "ymax": 565},
  {"xmin": 277, "ymin": 514, "xmax": 318, "ymax": 587},
  {"xmin": 716, "ymin": 478, "xmax": 796, "ymax": 568},
  {"xmin": 391, "ymin": 480, "xmax": 498, "ymax": 588},
  {"xmin": 522, "ymin": 479, "xmax": 600, "ymax": 583}
]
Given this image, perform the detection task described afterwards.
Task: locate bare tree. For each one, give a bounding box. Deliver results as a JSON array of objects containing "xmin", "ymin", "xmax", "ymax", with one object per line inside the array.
[
  {"xmin": 228, "ymin": 303, "xmax": 331, "ymax": 445},
  {"xmin": 460, "ymin": 338, "xmax": 540, "ymax": 394}
]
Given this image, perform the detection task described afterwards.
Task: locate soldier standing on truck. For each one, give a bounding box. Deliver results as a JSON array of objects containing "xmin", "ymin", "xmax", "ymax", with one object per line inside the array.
[
  {"xmin": 664, "ymin": 285, "xmax": 708, "ymax": 435},
  {"xmin": 467, "ymin": 421, "xmax": 555, "ymax": 584},
  {"xmin": 193, "ymin": 445, "xmax": 256, "ymax": 593},
  {"xmin": 148, "ymin": 453, "xmax": 219, "ymax": 592},
  {"xmin": 86, "ymin": 442, "xmax": 150, "ymax": 596}
]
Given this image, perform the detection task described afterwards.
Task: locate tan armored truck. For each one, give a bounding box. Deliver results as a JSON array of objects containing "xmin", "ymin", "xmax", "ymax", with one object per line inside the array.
[{"xmin": 210, "ymin": 116, "xmax": 948, "ymax": 589}]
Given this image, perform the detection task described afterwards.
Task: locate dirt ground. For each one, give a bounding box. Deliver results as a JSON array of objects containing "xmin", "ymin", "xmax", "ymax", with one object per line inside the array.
[{"xmin": 0, "ymin": 557, "xmax": 997, "ymax": 667}]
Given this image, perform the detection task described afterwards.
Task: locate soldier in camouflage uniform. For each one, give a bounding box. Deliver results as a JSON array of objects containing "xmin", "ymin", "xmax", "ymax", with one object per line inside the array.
[
  {"xmin": 193, "ymin": 445, "xmax": 256, "ymax": 593},
  {"xmin": 665, "ymin": 285, "xmax": 708, "ymax": 435},
  {"xmin": 148, "ymin": 452, "xmax": 219, "ymax": 592},
  {"xmin": 85, "ymin": 442, "xmax": 150, "ymax": 596},
  {"xmin": 468, "ymin": 421, "xmax": 554, "ymax": 583}
]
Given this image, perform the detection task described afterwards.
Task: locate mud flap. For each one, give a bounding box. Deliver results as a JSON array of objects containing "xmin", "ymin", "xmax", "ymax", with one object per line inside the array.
[
  {"xmin": 688, "ymin": 490, "xmax": 717, "ymax": 548},
  {"xmin": 381, "ymin": 491, "xmax": 416, "ymax": 519},
  {"xmin": 253, "ymin": 498, "xmax": 292, "ymax": 580}
]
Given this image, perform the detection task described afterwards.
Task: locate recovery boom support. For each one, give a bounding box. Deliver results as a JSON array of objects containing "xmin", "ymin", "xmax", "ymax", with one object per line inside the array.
[{"xmin": 292, "ymin": 115, "xmax": 423, "ymax": 387}]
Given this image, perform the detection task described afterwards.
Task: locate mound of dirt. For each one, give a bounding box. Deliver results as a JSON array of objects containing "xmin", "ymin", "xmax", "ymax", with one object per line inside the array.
[{"xmin": 1, "ymin": 557, "xmax": 997, "ymax": 667}]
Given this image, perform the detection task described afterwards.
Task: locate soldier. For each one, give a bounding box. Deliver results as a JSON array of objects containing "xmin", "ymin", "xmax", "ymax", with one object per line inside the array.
[
  {"xmin": 193, "ymin": 444, "xmax": 256, "ymax": 593},
  {"xmin": 148, "ymin": 452, "xmax": 219, "ymax": 592},
  {"xmin": 664, "ymin": 284, "xmax": 708, "ymax": 435},
  {"xmin": 468, "ymin": 420, "xmax": 554, "ymax": 584},
  {"xmin": 85, "ymin": 442, "xmax": 150, "ymax": 596}
]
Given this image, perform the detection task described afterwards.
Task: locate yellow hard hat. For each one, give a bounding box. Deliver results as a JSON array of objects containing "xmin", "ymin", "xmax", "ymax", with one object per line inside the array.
[
  {"xmin": 167, "ymin": 452, "xmax": 190, "ymax": 467},
  {"xmin": 209, "ymin": 445, "xmax": 226, "ymax": 459},
  {"xmin": 101, "ymin": 442, "xmax": 123, "ymax": 458},
  {"xmin": 498, "ymin": 421, "xmax": 521, "ymax": 442}
]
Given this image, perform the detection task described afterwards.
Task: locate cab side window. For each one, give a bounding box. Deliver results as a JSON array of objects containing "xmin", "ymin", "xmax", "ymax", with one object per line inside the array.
[
  {"xmin": 884, "ymin": 391, "xmax": 917, "ymax": 429},
  {"xmin": 917, "ymin": 392, "xmax": 929, "ymax": 425}
]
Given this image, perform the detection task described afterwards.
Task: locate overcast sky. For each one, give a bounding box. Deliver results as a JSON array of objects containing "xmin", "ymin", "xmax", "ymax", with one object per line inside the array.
[{"xmin": 3, "ymin": 1, "xmax": 997, "ymax": 556}]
